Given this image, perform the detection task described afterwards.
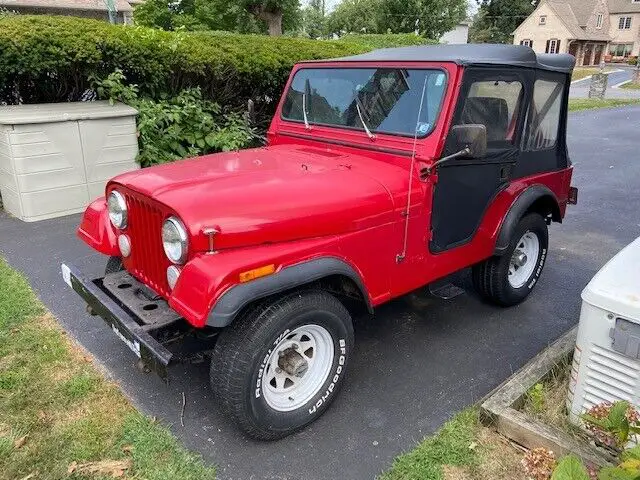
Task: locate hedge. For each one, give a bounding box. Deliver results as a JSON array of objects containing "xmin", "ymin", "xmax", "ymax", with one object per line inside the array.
[{"xmin": 0, "ymin": 15, "xmax": 433, "ymax": 122}]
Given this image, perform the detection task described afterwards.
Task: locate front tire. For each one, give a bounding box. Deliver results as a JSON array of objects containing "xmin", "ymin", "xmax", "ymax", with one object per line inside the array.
[
  {"xmin": 472, "ymin": 213, "xmax": 549, "ymax": 306},
  {"xmin": 210, "ymin": 290, "xmax": 354, "ymax": 440}
]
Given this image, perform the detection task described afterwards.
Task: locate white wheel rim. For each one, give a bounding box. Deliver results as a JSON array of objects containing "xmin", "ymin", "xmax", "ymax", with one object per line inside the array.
[
  {"xmin": 262, "ymin": 325, "xmax": 334, "ymax": 412},
  {"xmin": 508, "ymin": 231, "xmax": 540, "ymax": 289}
]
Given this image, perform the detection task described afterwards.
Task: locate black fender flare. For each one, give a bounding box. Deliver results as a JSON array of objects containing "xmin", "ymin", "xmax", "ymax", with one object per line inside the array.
[
  {"xmin": 207, "ymin": 257, "xmax": 373, "ymax": 328},
  {"xmin": 494, "ymin": 185, "xmax": 561, "ymax": 256}
]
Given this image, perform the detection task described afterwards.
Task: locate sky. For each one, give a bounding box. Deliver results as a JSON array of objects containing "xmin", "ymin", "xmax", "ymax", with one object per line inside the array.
[{"xmin": 313, "ymin": 0, "xmax": 479, "ymax": 15}]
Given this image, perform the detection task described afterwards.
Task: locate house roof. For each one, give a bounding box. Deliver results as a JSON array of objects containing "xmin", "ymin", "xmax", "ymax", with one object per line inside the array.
[
  {"xmin": 0, "ymin": 0, "xmax": 133, "ymax": 12},
  {"xmin": 322, "ymin": 44, "xmax": 576, "ymax": 74},
  {"xmin": 545, "ymin": 0, "xmax": 611, "ymax": 41},
  {"xmin": 608, "ymin": 0, "xmax": 640, "ymax": 13}
]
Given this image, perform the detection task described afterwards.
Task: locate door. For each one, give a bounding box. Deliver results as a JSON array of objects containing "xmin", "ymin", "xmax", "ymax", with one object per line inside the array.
[
  {"xmin": 593, "ymin": 44, "xmax": 604, "ymax": 65},
  {"xmin": 430, "ymin": 68, "xmax": 530, "ymax": 253},
  {"xmin": 568, "ymin": 43, "xmax": 579, "ymax": 59},
  {"xmin": 583, "ymin": 44, "xmax": 594, "ymax": 66}
]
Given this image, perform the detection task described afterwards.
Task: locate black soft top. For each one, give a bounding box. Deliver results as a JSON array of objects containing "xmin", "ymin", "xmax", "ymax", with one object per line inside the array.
[{"xmin": 310, "ymin": 44, "xmax": 575, "ymax": 74}]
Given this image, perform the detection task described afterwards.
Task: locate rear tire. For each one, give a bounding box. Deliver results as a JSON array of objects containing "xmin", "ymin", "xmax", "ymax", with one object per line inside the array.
[
  {"xmin": 472, "ymin": 213, "xmax": 548, "ymax": 306},
  {"xmin": 210, "ymin": 290, "xmax": 354, "ymax": 440}
]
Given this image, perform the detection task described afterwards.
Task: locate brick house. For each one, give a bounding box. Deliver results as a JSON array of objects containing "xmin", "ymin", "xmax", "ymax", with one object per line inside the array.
[
  {"xmin": 0, "ymin": 0, "xmax": 134, "ymax": 24},
  {"xmin": 513, "ymin": 0, "xmax": 611, "ymax": 66},
  {"xmin": 513, "ymin": 0, "xmax": 640, "ymax": 65},
  {"xmin": 608, "ymin": 0, "xmax": 640, "ymax": 60}
]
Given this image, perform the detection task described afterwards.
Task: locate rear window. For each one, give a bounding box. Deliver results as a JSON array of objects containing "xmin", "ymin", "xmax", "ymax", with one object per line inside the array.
[{"xmin": 281, "ymin": 67, "xmax": 447, "ymax": 138}]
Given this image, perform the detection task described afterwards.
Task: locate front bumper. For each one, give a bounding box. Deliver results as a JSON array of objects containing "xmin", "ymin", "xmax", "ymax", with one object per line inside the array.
[{"xmin": 61, "ymin": 263, "xmax": 174, "ymax": 381}]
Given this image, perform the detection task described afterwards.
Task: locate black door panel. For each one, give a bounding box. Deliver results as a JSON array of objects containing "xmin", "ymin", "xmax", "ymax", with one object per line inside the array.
[{"xmin": 430, "ymin": 156, "xmax": 515, "ymax": 253}]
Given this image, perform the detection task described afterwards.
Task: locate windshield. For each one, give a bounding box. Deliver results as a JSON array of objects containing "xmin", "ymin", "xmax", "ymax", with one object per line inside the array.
[{"xmin": 281, "ymin": 68, "xmax": 447, "ymax": 138}]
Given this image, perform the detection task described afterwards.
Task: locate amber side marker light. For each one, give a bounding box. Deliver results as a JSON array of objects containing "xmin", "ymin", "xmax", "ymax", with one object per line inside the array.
[{"xmin": 239, "ymin": 264, "xmax": 276, "ymax": 283}]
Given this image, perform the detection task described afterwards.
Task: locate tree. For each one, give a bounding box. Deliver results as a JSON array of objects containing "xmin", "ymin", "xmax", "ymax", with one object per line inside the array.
[
  {"xmin": 377, "ymin": 0, "xmax": 467, "ymax": 39},
  {"xmin": 302, "ymin": 0, "xmax": 327, "ymax": 38},
  {"xmin": 326, "ymin": 0, "xmax": 467, "ymax": 39},
  {"xmin": 469, "ymin": 0, "xmax": 539, "ymax": 44},
  {"xmin": 134, "ymin": 0, "xmax": 301, "ymax": 35},
  {"xmin": 245, "ymin": 0, "xmax": 301, "ymax": 35},
  {"xmin": 326, "ymin": 0, "xmax": 381, "ymax": 35}
]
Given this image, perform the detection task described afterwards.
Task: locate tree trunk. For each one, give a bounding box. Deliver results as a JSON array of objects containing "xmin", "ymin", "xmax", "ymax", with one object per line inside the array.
[
  {"xmin": 251, "ymin": 5, "xmax": 283, "ymax": 36},
  {"xmin": 260, "ymin": 10, "xmax": 283, "ymax": 36}
]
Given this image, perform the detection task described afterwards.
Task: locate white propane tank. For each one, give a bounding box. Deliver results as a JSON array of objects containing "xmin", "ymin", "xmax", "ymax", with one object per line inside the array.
[{"xmin": 568, "ymin": 237, "xmax": 640, "ymax": 425}]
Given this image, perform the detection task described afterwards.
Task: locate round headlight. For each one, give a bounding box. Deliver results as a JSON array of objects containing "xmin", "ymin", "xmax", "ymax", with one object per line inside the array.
[
  {"xmin": 108, "ymin": 191, "xmax": 128, "ymax": 229},
  {"xmin": 162, "ymin": 216, "xmax": 188, "ymax": 264}
]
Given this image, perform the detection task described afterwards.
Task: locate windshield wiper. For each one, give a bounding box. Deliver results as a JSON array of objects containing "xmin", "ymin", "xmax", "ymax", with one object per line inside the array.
[
  {"xmin": 355, "ymin": 96, "xmax": 375, "ymax": 140},
  {"xmin": 303, "ymin": 79, "xmax": 311, "ymax": 130}
]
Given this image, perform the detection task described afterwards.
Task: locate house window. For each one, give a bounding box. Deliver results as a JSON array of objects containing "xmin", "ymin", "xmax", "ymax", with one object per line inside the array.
[
  {"xmin": 609, "ymin": 43, "xmax": 634, "ymax": 57},
  {"xmin": 546, "ymin": 39, "xmax": 560, "ymax": 54},
  {"xmin": 526, "ymin": 78, "xmax": 566, "ymax": 151},
  {"xmin": 619, "ymin": 16, "xmax": 632, "ymax": 29},
  {"xmin": 596, "ymin": 13, "xmax": 603, "ymax": 29},
  {"xmin": 539, "ymin": 15, "xmax": 547, "ymax": 25},
  {"xmin": 520, "ymin": 39, "xmax": 533, "ymax": 48}
]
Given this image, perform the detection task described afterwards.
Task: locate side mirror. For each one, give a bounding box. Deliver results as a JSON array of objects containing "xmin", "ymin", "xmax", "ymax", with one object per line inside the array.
[{"xmin": 450, "ymin": 124, "xmax": 487, "ymax": 159}]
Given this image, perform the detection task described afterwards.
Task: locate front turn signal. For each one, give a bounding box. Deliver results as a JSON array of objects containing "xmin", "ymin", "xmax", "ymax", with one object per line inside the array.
[{"xmin": 239, "ymin": 264, "xmax": 276, "ymax": 283}]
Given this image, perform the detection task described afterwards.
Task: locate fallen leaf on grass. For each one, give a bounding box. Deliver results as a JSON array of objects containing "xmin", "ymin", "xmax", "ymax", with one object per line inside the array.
[
  {"xmin": 122, "ymin": 444, "xmax": 134, "ymax": 454},
  {"xmin": 67, "ymin": 459, "xmax": 132, "ymax": 478},
  {"xmin": 14, "ymin": 435, "xmax": 28, "ymax": 449}
]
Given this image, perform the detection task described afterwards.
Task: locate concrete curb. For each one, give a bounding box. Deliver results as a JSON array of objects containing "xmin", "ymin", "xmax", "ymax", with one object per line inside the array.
[{"xmin": 480, "ymin": 326, "xmax": 615, "ymax": 468}]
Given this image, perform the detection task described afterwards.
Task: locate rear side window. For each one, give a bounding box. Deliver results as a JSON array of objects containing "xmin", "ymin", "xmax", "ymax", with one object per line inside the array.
[
  {"xmin": 458, "ymin": 80, "xmax": 524, "ymax": 145},
  {"xmin": 525, "ymin": 78, "xmax": 565, "ymax": 151}
]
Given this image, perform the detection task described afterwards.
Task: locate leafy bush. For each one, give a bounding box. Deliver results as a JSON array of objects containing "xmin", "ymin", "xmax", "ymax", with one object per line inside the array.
[
  {"xmin": 629, "ymin": 57, "xmax": 638, "ymax": 66},
  {"xmin": 337, "ymin": 33, "xmax": 436, "ymax": 50},
  {"xmin": 523, "ymin": 401, "xmax": 640, "ymax": 480},
  {"xmin": 93, "ymin": 70, "xmax": 257, "ymax": 167},
  {"xmin": 0, "ymin": 15, "xmax": 434, "ymax": 125}
]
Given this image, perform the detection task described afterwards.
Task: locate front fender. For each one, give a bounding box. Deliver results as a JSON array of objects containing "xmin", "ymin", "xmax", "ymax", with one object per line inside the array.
[
  {"xmin": 167, "ymin": 237, "xmax": 370, "ymax": 329},
  {"xmin": 77, "ymin": 197, "xmax": 119, "ymax": 256}
]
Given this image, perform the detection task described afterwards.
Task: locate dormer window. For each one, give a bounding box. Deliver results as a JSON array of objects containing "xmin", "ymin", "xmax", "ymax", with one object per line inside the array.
[{"xmin": 540, "ymin": 15, "xmax": 547, "ymax": 25}]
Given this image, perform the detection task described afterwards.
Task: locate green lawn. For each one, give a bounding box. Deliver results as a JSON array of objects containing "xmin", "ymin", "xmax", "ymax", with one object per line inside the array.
[
  {"xmin": 568, "ymin": 98, "xmax": 640, "ymax": 112},
  {"xmin": 621, "ymin": 82, "xmax": 640, "ymax": 90},
  {"xmin": 571, "ymin": 68, "xmax": 600, "ymax": 82},
  {"xmin": 0, "ymin": 258, "xmax": 216, "ymax": 480},
  {"xmin": 380, "ymin": 408, "xmax": 526, "ymax": 480}
]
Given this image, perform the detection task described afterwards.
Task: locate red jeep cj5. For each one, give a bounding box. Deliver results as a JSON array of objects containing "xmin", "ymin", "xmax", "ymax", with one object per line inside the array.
[{"xmin": 62, "ymin": 44, "xmax": 578, "ymax": 440}]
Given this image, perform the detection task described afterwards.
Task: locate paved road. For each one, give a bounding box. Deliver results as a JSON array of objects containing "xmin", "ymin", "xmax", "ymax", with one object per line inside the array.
[
  {"xmin": 1, "ymin": 107, "xmax": 640, "ymax": 479},
  {"xmin": 571, "ymin": 66, "xmax": 640, "ymax": 99}
]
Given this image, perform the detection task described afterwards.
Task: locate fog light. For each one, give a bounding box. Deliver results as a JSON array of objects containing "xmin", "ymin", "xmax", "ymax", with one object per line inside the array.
[
  {"xmin": 118, "ymin": 234, "xmax": 131, "ymax": 257},
  {"xmin": 167, "ymin": 265, "xmax": 181, "ymax": 290}
]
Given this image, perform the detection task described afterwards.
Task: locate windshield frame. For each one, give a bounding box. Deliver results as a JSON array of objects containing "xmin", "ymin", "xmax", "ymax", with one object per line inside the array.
[{"xmin": 279, "ymin": 66, "xmax": 449, "ymax": 140}]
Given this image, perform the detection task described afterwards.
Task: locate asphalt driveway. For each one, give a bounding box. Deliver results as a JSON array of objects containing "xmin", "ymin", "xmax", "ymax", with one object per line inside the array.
[
  {"xmin": 571, "ymin": 66, "xmax": 640, "ymax": 99},
  {"xmin": 1, "ymin": 107, "xmax": 639, "ymax": 479}
]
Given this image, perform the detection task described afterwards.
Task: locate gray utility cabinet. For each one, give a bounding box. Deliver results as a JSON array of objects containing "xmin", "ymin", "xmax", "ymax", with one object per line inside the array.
[{"xmin": 0, "ymin": 101, "xmax": 139, "ymax": 222}]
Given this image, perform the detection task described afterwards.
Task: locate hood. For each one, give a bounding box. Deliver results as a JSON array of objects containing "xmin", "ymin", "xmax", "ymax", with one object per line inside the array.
[{"xmin": 111, "ymin": 145, "xmax": 406, "ymax": 251}]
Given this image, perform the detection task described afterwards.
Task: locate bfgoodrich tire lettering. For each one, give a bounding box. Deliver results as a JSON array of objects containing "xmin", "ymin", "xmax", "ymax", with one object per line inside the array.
[
  {"xmin": 210, "ymin": 290, "xmax": 354, "ymax": 440},
  {"xmin": 472, "ymin": 213, "xmax": 549, "ymax": 306}
]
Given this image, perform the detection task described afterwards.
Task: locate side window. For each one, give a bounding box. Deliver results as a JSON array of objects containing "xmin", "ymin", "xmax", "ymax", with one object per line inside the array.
[
  {"xmin": 458, "ymin": 79, "xmax": 524, "ymax": 145},
  {"xmin": 525, "ymin": 78, "xmax": 565, "ymax": 151}
]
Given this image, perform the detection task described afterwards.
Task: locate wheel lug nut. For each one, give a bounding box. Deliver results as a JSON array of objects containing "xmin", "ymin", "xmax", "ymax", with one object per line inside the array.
[
  {"xmin": 292, "ymin": 344, "xmax": 298, "ymax": 350},
  {"xmin": 275, "ymin": 367, "xmax": 282, "ymax": 374}
]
